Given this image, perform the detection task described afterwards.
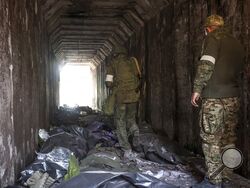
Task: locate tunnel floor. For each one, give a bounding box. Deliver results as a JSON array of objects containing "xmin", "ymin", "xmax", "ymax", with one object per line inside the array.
[{"xmin": 10, "ymin": 106, "xmax": 250, "ymax": 188}]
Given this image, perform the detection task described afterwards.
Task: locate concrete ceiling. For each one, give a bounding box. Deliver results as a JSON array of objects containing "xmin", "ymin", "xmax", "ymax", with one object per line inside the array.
[{"xmin": 42, "ymin": 0, "xmax": 171, "ymax": 66}]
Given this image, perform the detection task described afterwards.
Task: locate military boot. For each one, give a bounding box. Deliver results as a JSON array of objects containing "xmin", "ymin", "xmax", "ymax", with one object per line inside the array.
[{"xmin": 132, "ymin": 134, "xmax": 143, "ymax": 151}]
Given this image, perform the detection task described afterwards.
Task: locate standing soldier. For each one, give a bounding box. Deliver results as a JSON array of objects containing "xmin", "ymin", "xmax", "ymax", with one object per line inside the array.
[
  {"xmin": 105, "ymin": 45, "xmax": 140, "ymax": 157},
  {"xmin": 191, "ymin": 15, "xmax": 244, "ymax": 187}
]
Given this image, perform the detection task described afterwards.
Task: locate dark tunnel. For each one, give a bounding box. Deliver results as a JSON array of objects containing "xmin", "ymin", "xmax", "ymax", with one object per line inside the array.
[{"xmin": 0, "ymin": 0, "xmax": 250, "ymax": 187}]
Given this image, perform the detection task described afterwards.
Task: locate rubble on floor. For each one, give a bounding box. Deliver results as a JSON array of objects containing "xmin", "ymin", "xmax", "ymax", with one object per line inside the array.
[{"xmin": 8, "ymin": 106, "xmax": 250, "ymax": 188}]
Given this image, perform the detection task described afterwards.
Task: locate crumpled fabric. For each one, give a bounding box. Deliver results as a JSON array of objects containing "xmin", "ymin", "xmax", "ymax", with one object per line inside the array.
[
  {"xmin": 15, "ymin": 112, "xmax": 206, "ymax": 188},
  {"xmin": 54, "ymin": 106, "xmax": 113, "ymax": 127},
  {"xmin": 47, "ymin": 123, "xmax": 117, "ymax": 154},
  {"xmin": 139, "ymin": 133, "xmax": 189, "ymax": 165},
  {"xmin": 80, "ymin": 146, "xmax": 138, "ymax": 172},
  {"xmin": 56, "ymin": 171, "xmax": 178, "ymax": 188},
  {"xmin": 55, "ymin": 106, "xmax": 81, "ymax": 125},
  {"xmin": 40, "ymin": 131, "xmax": 88, "ymax": 160},
  {"xmin": 126, "ymin": 154, "xmax": 198, "ymax": 187},
  {"xmin": 19, "ymin": 122, "xmax": 118, "ymax": 185},
  {"xmin": 86, "ymin": 121, "xmax": 118, "ymax": 148},
  {"xmin": 64, "ymin": 155, "xmax": 80, "ymax": 181},
  {"xmin": 48, "ymin": 125, "xmax": 89, "ymax": 139},
  {"xmin": 20, "ymin": 147, "xmax": 72, "ymax": 183},
  {"xmin": 79, "ymin": 146, "xmax": 199, "ymax": 187}
]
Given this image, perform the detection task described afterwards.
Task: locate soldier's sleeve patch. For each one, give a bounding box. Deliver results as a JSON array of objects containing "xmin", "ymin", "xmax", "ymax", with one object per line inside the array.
[
  {"xmin": 200, "ymin": 55, "xmax": 216, "ymax": 64},
  {"xmin": 105, "ymin": 74, "xmax": 114, "ymax": 82}
]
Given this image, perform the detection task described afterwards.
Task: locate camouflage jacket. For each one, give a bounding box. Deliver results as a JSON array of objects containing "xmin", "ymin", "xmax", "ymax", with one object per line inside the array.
[{"xmin": 106, "ymin": 55, "xmax": 140, "ymax": 103}]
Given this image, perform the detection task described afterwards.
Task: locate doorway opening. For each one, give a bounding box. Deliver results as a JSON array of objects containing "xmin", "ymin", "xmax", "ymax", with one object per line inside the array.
[{"xmin": 59, "ymin": 64, "xmax": 95, "ymax": 108}]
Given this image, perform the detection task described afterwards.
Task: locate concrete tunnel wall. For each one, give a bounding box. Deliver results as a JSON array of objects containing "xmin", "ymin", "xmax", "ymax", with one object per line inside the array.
[
  {"xmin": 127, "ymin": 0, "xmax": 250, "ymax": 178},
  {"xmin": 0, "ymin": 0, "xmax": 57, "ymax": 186},
  {"xmin": 0, "ymin": 0, "xmax": 250, "ymax": 187}
]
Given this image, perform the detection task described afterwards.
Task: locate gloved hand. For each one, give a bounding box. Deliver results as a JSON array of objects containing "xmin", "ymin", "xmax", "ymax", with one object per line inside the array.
[{"xmin": 25, "ymin": 171, "xmax": 55, "ymax": 188}]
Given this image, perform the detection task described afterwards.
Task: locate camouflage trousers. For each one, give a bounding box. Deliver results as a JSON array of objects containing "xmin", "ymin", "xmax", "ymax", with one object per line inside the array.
[
  {"xmin": 114, "ymin": 102, "xmax": 139, "ymax": 150},
  {"xmin": 200, "ymin": 97, "xmax": 240, "ymax": 184}
]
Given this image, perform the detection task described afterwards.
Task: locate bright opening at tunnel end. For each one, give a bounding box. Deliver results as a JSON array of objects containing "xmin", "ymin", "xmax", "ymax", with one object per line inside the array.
[{"xmin": 59, "ymin": 64, "xmax": 95, "ymax": 108}]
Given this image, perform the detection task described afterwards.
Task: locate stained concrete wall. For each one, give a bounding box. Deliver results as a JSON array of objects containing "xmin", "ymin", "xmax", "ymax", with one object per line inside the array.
[
  {"xmin": 130, "ymin": 0, "xmax": 250, "ymax": 178},
  {"xmin": 0, "ymin": 0, "xmax": 53, "ymax": 186},
  {"xmin": 49, "ymin": 53, "xmax": 60, "ymax": 123}
]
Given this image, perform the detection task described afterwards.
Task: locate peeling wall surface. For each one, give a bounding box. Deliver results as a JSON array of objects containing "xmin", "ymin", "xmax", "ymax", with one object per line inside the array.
[
  {"xmin": 0, "ymin": 0, "xmax": 52, "ymax": 186},
  {"xmin": 130, "ymin": 0, "xmax": 250, "ymax": 178},
  {"xmin": 0, "ymin": 1, "xmax": 15, "ymax": 184}
]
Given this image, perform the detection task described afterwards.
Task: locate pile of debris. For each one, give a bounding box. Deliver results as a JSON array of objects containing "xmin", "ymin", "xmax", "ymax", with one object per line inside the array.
[
  {"xmin": 9, "ymin": 106, "xmax": 206, "ymax": 188},
  {"xmin": 54, "ymin": 105, "xmax": 114, "ymax": 128}
]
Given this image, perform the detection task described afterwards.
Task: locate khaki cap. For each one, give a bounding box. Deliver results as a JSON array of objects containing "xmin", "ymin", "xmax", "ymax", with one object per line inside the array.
[{"xmin": 204, "ymin": 15, "xmax": 224, "ymax": 27}]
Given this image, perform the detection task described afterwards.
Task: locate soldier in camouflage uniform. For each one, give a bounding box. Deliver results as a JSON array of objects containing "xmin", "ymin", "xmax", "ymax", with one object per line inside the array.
[
  {"xmin": 105, "ymin": 45, "xmax": 140, "ymax": 155},
  {"xmin": 191, "ymin": 15, "xmax": 244, "ymax": 187}
]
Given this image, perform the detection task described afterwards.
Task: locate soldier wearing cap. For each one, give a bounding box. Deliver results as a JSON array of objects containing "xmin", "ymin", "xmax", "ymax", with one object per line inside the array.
[
  {"xmin": 105, "ymin": 45, "xmax": 140, "ymax": 156},
  {"xmin": 191, "ymin": 15, "xmax": 244, "ymax": 187}
]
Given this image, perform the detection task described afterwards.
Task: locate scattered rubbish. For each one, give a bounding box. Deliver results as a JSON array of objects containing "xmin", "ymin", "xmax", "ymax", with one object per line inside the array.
[
  {"xmin": 40, "ymin": 131, "xmax": 88, "ymax": 160},
  {"xmin": 64, "ymin": 155, "xmax": 80, "ymax": 181},
  {"xmin": 39, "ymin": 129, "xmax": 50, "ymax": 142},
  {"xmin": 13, "ymin": 106, "xmax": 206, "ymax": 188},
  {"xmin": 25, "ymin": 171, "xmax": 55, "ymax": 188},
  {"xmin": 54, "ymin": 105, "xmax": 96, "ymax": 126},
  {"xmin": 20, "ymin": 147, "xmax": 72, "ymax": 184},
  {"xmin": 56, "ymin": 171, "xmax": 178, "ymax": 188}
]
